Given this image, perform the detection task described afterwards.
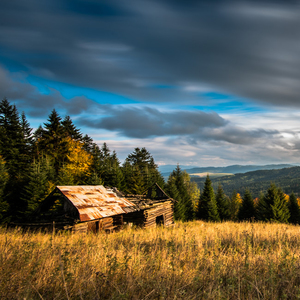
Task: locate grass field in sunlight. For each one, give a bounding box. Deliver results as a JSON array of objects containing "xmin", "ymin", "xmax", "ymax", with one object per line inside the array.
[{"xmin": 1, "ymin": 221, "xmax": 300, "ymax": 299}]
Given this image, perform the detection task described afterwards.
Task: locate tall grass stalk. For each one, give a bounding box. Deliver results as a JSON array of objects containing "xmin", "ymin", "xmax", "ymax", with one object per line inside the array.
[{"xmin": 1, "ymin": 221, "xmax": 300, "ymax": 299}]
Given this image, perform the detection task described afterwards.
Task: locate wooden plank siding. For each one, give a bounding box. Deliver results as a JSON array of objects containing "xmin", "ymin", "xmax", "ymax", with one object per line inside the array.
[
  {"xmin": 144, "ymin": 201, "xmax": 174, "ymax": 228},
  {"xmin": 123, "ymin": 201, "xmax": 174, "ymax": 228},
  {"xmin": 72, "ymin": 215, "xmax": 124, "ymax": 233}
]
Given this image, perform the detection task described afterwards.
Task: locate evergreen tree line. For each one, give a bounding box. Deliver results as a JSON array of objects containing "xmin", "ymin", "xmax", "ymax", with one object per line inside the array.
[
  {"xmin": 197, "ymin": 175, "xmax": 300, "ymax": 224},
  {"xmin": 1, "ymin": 98, "xmax": 299, "ymax": 225},
  {"xmin": 0, "ymin": 99, "xmax": 198, "ymax": 223}
]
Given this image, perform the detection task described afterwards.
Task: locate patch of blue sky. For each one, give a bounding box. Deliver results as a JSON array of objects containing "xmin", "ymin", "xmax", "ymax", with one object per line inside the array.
[
  {"xmin": 202, "ymin": 91, "xmax": 233, "ymax": 100},
  {"xmin": 28, "ymin": 119, "xmax": 45, "ymax": 130},
  {"xmin": 202, "ymin": 92, "xmax": 267, "ymax": 112},
  {"xmin": 187, "ymin": 103, "xmax": 267, "ymax": 114},
  {"xmin": 176, "ymin": 91, "xmax": 268, "ymax": 114},
  {"xmin": 27, "ymin": 78, "xmax": 52, "ymax": 95},
  {"xmin": 213, "ymin": 100, "xmax": 259, "ymax": 112},
  {"xmin": 27, "ymin": 76, "xmax": 138, "ymax": 105}
]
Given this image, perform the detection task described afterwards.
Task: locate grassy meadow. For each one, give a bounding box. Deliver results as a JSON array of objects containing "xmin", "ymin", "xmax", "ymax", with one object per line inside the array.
[{"xmin": 2, "ymin": 221, "xmax": 300, "ymax": 299}]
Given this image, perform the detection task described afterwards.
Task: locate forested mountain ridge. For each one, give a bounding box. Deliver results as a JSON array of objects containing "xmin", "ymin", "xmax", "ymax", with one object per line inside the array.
[
  {"xmin": 160, "ymin": 164, "xmax": 295, "ymax": 177},
  {"xmin": 186, "ymin": 164, "xmax": 295, "ymax": 175},
  {"xmin": 192, "ymin": 166, "xmax": 300, "ymax": 198}
]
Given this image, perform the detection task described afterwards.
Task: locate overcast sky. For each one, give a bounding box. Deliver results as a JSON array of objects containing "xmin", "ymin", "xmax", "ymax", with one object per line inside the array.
[{"xmin": 1, "ymin": 0, "xmax": 300, "ymax": 167}]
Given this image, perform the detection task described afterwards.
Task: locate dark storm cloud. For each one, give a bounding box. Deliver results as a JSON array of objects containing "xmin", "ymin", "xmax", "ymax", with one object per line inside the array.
[
  {"xmin": 200, "ymin": 126, "xmax": 280, "ymax": 145},
  {"xmin": 0, "ymin": 64, "xmax": 281, "ymax": 147},
  {"xmin": 78, "ymin": 105, "xmax": 281, "ymax": 148},
  {"xmin": 0, "ymin": 66, "xmax": 97, "ymax": 117},
  {"xmin": 78, "ymin": 106, "xmax": 227, "ymax": 138},
  {"xmin": 1, "ymin": 0, "xmax": 300, "ymax": 107}
]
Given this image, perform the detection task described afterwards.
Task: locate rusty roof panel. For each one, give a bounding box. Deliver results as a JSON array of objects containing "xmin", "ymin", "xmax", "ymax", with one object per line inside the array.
[{"xmin": 57, "ymin": 186, "xmax": 137, "ymax": 221}]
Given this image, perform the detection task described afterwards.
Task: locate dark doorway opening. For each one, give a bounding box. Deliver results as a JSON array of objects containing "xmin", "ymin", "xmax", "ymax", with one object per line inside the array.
[
  {"xmin": 88, "ymin": 220, "xmax": 100, "ymax": 233},
  {"xmin": 156, "ymin": 215, "xmax": 164, "ymax": 226}
]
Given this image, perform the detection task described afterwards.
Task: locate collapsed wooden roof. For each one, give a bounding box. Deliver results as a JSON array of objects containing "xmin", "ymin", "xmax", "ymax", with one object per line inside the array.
[
  {"xmin": 42, "ymin": 184, "xmax": 173, "ymax": 222},
  {"xmin": 120, "ymin": 183, "xmax": 174, "ymax": 209}
]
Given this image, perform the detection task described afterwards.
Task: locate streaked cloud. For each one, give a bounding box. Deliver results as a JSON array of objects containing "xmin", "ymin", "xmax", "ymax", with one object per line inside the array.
[
  {"xmin": 78, "ymin": 106, "xmax": 227, "ymax": 138},
  {"xmin": 1, "ymin": 0, "xmax": 300, "ymax": 166}
]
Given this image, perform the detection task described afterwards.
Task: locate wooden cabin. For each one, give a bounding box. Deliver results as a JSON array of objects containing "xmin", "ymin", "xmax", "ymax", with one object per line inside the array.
[
  {"xmin": 123, "ymin": 184, "xmax": 174, "ymax": 228},
  {"xmin": 29, "ymin": 184, "xmax": 174, "ymax": 233}
]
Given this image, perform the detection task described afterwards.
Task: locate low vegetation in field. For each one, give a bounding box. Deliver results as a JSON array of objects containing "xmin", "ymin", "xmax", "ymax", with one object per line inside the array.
[{"xmin": 2, "ymin": 221, "xmax": 300, "ymax": 299}]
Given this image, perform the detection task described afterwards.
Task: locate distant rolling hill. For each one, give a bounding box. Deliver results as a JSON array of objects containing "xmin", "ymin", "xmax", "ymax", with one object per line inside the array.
[
  {"xmin": 185, "ymin": 164, "xmax": 295, "ymax": 175},
  {"xmin": 191, "ymin": 166, "xmax": 300, "ymax": 198},
  {"xmin": 189, "ymin": 172, "xmax": 234, "ymax": 178},
  {"xmin": 160, "ymin": 164, "xmax": 295, "ymax": 179},
  {"xmin": 158, "ymin": 165, "xmax": 196, "ymax": 174}
]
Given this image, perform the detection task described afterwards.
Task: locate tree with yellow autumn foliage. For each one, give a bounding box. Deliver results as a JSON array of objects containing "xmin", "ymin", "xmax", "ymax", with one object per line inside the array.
[
  {"xmin": 182, "ymin": 170, "xmax": 200, "ymax": 211},
  {"xmin": 228, "ymin": 190, "xmax": 241, "ymax": 221},
  {"xmin": 62, "ymin": 137, "xmax": 92, "ymax": 183}
]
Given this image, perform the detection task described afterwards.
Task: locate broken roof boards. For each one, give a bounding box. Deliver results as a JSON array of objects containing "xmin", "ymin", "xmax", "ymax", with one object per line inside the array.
[{"xmin": 56, "ymin": 185, "xmax": 137, "ymax": 221}]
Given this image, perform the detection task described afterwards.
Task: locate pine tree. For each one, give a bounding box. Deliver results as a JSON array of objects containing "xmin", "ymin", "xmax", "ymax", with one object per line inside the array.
[
  {"xmin": 197, "ymin": 175, "xmax": 220, "ymax": 221},
  {"xmin": 0, "ymin": 156, "xmax": 9, "ymax": 222},
  {"xmin": 126, "ymin": 148, "xmax": 157, "ymax": 184},
  {"xmin": 89, "ymin": 144, "xmax": 103, "ymax": 180},
  {"xmin": 82, "ymin": 134, "xmax": 94, "ymax": 153},
  {"xmin": 215, "ymin": 184, "xmax": 230, "ymax": 221},
  {"xmin": 18, "ymin": 112, "xmax": 33, "ymax": 178},
  {"xmin": 0, "ymin": 98, "xmax": 24, "ymax": 176},
  {"xmin": 238, "ymin": 189, "xmax": 256, "ymax": 221},
  {"xmin": 256, "ymin": 192, "xmax": 268, "ymax": 221},
  {"xmin": 166, "ymin": 165, "xmax": 194, "ymax": 221},
  {"xmin": 20, "ymin": 111, "xmax": 33, "ymax": 155},
  {"xmin": 0, "ymin": 99, "xmax": 31, "ymax": 219},
  {"xmin": 37, "ymin": 109, "xmax": 69, "ymax": 173},
  {"xmin": 32, "ymin": 125, "xmax": 44, "ymax": 157},
  {"xmin": 22, "ymin": 158, "xmax": 53, "ymax": 219},
  {"xmin": 61, "ymin": 115, "xmax": 83, "ymax": 141},
  {"xmin": 123, "ymin": 147, "xmax": 164, "ymax": 193},
  {"xmin": 57, "ymin": 164, "xmax": 75, "ymax": 185},
  {"xmin": 99, "ymin": 143, "xmax": 116, "ymax": 185},
  {"xmin": 107, "ymin": 151, "xmax": 124, "ymax": 189},
  {"xmin": 129, "ymin": 168, "xmax": 146, "ymax": 195},
  {"xmin": 149, "ymin": 166, "xmax": 165, "ymax": 190},
  {"xmin": 288, "ymin": 193, "xmax": 300, "ymax": 224},
  {"xmin": 271, "ymin": 188, "xmax": 290, "ymax": 223},
  {"xmin": 165, "ymin": 176, "xmax": 180, "ymax": 204},
  {"xmin": 126, "ymin": 147, "xmax": 156, "ymax": 170},
  {"xmin": 257, "ymin": 183, "xmax": 290, "ymax": 223},
  {"xmin": 165, "ymin": 176, "xmax": 183, "ymax": 220},
  {"xmin": 121, "ymin": 160, "xmax": 134, "ymax": 193},
  {"xmin": 86, "ymin": 171, "xmax": 103, "ymax": 185},
  {"xmin": 89, "ymin": 143, "xmax": 123, "ymax": 189}
]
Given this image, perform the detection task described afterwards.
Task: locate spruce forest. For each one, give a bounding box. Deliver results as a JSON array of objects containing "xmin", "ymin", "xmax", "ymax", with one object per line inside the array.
[
  {"xmin": 0, "ymin": 98, "xmax": 299, "ymax": 225},
  {"xmin": 192, "ymin": 166, "xmax": 300, "ymax": 198}
]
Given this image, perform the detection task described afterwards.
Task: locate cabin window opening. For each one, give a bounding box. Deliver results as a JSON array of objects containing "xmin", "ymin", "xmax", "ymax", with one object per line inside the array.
[
  {"xmin": 96, "ymin": 221, "xmax": 100, "ymax": 232},
  {"xmin": 156, "ymin": 215, "xmax": 164, "ymax": 226}
]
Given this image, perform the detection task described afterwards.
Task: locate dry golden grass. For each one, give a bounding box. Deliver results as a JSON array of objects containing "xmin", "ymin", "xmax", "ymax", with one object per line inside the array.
[{"xmin": 2, "ymin": 221, "xmax": 300, "ymax": 299}]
